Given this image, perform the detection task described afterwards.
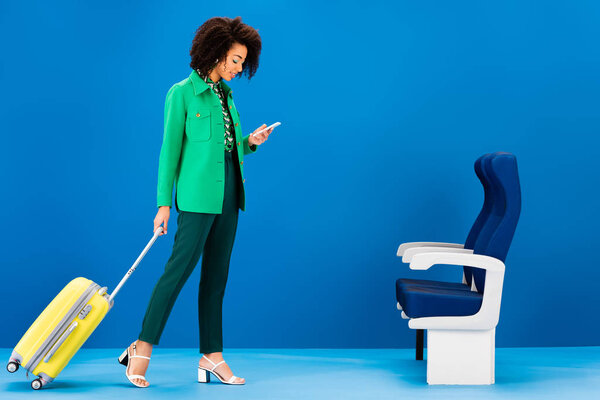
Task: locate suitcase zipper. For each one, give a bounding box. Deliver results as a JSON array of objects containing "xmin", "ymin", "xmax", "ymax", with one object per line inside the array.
[{"xmin": 25, "ymin": 282, "xmax": 100, "ymax": 372}]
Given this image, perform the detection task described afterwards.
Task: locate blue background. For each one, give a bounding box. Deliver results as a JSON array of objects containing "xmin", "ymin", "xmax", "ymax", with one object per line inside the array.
[{"xmin": 1, "ymin": 0, "xmax": 599, "ymax": 349}]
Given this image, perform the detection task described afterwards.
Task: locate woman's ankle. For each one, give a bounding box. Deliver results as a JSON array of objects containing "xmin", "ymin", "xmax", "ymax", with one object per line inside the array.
[
  {"xmin": 134, "ymin": 340, "xmax": 154, "ymax": 353},
  {"xmin": 203, "ymin": 352, "xmax": 224, "ymax": 362}
]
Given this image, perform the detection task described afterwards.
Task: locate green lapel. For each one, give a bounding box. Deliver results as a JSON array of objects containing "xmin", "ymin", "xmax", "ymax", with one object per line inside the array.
[{"xmin": 189, "ymin": 70, "xmax": 233, "ymax": 98}]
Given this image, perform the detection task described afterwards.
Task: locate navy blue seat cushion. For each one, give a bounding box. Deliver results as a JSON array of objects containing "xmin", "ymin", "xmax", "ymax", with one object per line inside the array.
[
  {"xmin": 396, "ymin": 278, "xmax": 471, "ymax": 292},
  {"xmin": 396, "ymin": 282, "xmax": 483, "ymax": 318}
]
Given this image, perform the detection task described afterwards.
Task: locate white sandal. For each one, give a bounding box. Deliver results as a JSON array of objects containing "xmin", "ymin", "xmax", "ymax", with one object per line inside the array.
[
  {"xmin": 198, "ymin": 355, "xmax": 244, "ymax": 385},
  {"xmin": 118, "ymin": 341, "xmax": 151, "ymax": 388}
]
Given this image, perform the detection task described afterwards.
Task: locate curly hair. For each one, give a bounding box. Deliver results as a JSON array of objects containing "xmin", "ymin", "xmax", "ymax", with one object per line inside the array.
[{"xmin": 190, "ymin": 17, "xmax": 262, "ymax": 79}]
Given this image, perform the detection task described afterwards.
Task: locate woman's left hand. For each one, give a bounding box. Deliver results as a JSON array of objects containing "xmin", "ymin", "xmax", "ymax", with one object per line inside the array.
[{"xmin": 248, "ymin": 124, "xmax": 273, "ymax": 146}]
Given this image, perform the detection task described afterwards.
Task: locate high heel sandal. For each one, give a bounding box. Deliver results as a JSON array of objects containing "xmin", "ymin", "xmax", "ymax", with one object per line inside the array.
[
  {"xmin": 198, "ymin": 355, "xmax": 245, "ymax": 385},
  {"xmin": 118, "ymin": 341, "xmax": 151, "ymax": 388}
]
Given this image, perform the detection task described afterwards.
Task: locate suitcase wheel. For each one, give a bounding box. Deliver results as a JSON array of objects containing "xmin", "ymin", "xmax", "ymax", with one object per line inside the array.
[
  {"xmin": 6, "ymin": 362, "xmax": 19, "ymax": 373},
  {"xmin": 31, "ymin": 379, "xmax": 43, "ymax": 390}
]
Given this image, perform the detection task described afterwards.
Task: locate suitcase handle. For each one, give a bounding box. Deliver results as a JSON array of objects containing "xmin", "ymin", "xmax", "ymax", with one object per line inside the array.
[
  {"xmin": 43, "ymin": 321, "xmax": 78, "ymax": 363},
  {"xmin": 108, "ymin": 226, "xmax": 164, "ymax": 304}
]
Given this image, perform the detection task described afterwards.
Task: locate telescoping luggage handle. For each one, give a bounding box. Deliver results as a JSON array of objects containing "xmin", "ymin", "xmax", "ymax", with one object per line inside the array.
[{"xmin": 108, "ymin": 226, "xmax": 164, "ymax": 303}]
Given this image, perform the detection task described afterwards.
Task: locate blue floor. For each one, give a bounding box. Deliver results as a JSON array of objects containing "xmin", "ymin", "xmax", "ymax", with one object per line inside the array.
[{"xmin": 2, "ymin": 347, "xmax": 599, "ymax": 399}]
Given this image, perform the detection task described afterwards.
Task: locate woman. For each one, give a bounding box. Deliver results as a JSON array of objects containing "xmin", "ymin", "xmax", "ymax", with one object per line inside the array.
[{"xmin": 118, "ymin": 16, "xmax": 273, "ymax": 388}]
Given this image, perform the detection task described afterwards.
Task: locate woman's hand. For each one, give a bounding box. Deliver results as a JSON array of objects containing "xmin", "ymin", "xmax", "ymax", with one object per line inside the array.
[
  {"xmin": 248, "ymin": 124, "xmax": 273, "ymax": 146},
  {"xmin": 154, "ymin": 206, "xmax": 170, "ymax": 235}
]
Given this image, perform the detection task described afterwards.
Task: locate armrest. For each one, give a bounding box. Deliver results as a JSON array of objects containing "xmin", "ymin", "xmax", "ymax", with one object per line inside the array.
[
  {"xmin": 402, "ymin": 246, "xmax": 473, "ymax": 263},
  {"xmin": 410, "ymin": 252, "xmax": 504, "ymax": 273},
  {"xmin": 397, "ymin": 242, "xmax": 464, "ymax": 257},
  {"xmin": 406, "ymin": 251, "xmax": 505, "ymax": 330}
]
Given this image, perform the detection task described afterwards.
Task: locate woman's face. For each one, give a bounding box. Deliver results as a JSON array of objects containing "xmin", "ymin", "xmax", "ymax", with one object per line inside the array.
[{"xmin": 214, "ymin": 42, "xmax": 247, "ymax": 81}]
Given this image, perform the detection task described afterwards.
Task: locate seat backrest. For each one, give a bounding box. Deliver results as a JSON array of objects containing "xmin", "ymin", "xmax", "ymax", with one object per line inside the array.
[
  {"xmin": 463, "ymin": 153, "xmax": 494, "ymax": 286},
  {"xmin": 471, "ymin": 152, "xmax": 522, "ymax": 292}
]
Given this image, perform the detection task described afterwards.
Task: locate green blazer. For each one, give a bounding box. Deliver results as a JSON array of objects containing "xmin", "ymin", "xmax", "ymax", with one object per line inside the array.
[{"xmin": 157, "ymin": 70, "xmax": 257, "ymax": 213}]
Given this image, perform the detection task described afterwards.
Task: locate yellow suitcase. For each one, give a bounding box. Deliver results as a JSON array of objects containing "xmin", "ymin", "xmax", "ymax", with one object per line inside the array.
[{"xmin": 6, "ymin": 227, "xmax": 163, "ymax": 390}]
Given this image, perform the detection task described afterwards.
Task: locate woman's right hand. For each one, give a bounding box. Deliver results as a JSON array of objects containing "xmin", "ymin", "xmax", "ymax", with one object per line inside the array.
[{"xmin": 154, "ymin": 206, "xmax": 170, "ymax": 235}]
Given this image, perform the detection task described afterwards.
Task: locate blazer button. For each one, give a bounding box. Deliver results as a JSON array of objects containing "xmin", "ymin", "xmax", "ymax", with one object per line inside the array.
[
  {"xmin": 240, "ymin": 161, "xmax": 244, "ymax": 165},
  {"xmin": 243, "ymin": 179, "xmax": 246, "ymax": 183},
  {"xmin": 196, "ymin": 113, "xmax": 200, "ymax": 117},
  {"xmin": 235, "ymin": 122, "xmax": 239, "ymax": 127},
  {"xmin": 229, "ymin": 105, "xmax": 232, "ymax": 109},
  {"xmin": 237, "ymin": 142, "xmax": 241, "ymax": 146}
]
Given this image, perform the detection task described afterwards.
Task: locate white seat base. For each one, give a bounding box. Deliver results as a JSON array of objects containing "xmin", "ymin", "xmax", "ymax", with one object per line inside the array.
[{"xmin": 427, "ymin": 328, "xmax": 495, "ymax": 385}]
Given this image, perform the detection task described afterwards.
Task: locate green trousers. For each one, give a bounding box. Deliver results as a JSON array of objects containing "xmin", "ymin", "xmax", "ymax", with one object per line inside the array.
[{"xmin": 139, "ymin": 150, "xmax": 241, "ymax": 354}]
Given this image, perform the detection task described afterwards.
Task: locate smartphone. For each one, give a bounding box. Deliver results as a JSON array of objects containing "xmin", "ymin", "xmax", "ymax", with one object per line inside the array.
[{"xmin": 252, "ymin": 122, "xmax": 281, "ymax": 136}]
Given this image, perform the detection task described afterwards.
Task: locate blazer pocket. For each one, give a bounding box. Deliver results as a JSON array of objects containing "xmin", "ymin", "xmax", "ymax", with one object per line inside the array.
[{"xmin": 186, "ymin": 109, "xmax": 212, "ymax": 142}]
